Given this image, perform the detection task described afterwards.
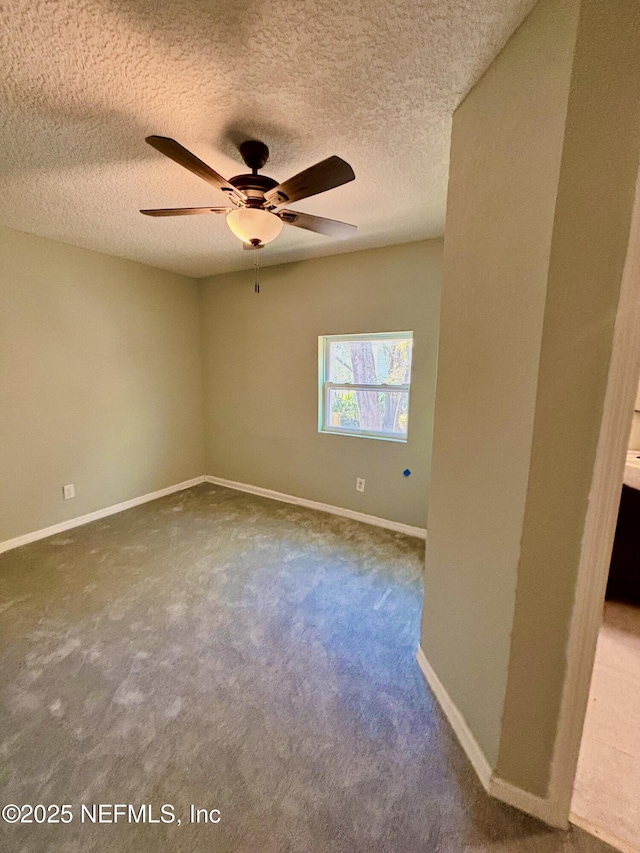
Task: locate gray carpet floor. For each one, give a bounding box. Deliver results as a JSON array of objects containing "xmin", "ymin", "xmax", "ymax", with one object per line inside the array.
[{"xmin": 0, "ymin": 484, "xmax": 615, "ymax": 852}]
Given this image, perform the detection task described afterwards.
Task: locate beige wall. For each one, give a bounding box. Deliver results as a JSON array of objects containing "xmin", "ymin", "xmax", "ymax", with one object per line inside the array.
[
  {"xmin": 200, "ymin": 241, "xmax": 442, "ymax": 529},
  {"xmin": 0, "ymin": 225, "xmax": 205, "ymax": 542},
  {"xmin": 422, "ymin": 0, "xmax": 640, "ymax": 801},
  {"xmin": 628, "ymin": 382, "xmax": 640, "ymax": 450},
  {"xmin": 498, "ymin": 0, "xmax": 640, "ymax": 795},
  {"xmin": 1, "ymin": 229, "xmax": 438, "ymax": 542},
  {"xmin": 629, "ymin": 415, "xmax": 640, "ymax": 450},
  {"xmin": 421, "ymin": 0, "xmax": 580, "ymax": 768}
]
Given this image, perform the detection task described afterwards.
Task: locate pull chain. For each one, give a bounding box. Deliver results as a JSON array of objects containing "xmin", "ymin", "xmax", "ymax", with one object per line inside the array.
[{"xmin": 254, "ymin": 247, "xmax": 260, "ymax": 294}]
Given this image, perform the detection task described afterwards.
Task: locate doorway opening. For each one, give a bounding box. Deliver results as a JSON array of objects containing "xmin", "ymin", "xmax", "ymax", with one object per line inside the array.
[
  {"xmin": 546, "ymin": 166, "xmax": 640, "ymax": 846},
  {"xmin": 570, "ymin": 398, "xmax": 640, "ymax": 853}
]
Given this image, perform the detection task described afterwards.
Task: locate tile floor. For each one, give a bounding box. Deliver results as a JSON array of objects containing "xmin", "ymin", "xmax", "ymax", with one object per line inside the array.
[{"xmin": 572, "ymin": 601, "xmax": 640, "ymax": 853}]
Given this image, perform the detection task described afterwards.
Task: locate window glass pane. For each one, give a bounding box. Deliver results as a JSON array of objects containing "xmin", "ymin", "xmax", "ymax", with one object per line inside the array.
[
  {"xmin": 327, "ymin": 388, "xmax": 409, "ymax": 437},
  {"xmin": 328, "ymin": 337, "xmax": 412, "ymax": 385}
]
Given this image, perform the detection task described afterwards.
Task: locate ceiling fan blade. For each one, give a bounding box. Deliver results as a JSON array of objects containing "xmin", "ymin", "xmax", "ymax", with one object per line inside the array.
[
  {"xmin": 278, "ymin": 209, "xmax": 357, "ymax": 239},
  {"xmin": 265, "ymin": 156, "xmax": 355, "ymax": 207},
  {"xmin": 145, "ymin": 136, "xmax": 245, "ymax": 203},
  {"xmin": 140, "ymin": 207, "xmax": 232, "ymax": 216}
]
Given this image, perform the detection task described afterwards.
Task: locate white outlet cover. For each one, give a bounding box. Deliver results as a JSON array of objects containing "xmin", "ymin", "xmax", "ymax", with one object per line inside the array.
[
  {"xmin": 356, "ymin": 478, "xmax": 365, "ymax": 492},
  {"xmin": 63, "ymin": 484, "xmax": 75, "ymax": 500}
]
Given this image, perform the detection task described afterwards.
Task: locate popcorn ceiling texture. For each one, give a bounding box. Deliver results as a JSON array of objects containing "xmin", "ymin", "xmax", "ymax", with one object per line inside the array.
[{"xmin": 0, "ymin": 0, "xmax": 536, "ymax": 277}]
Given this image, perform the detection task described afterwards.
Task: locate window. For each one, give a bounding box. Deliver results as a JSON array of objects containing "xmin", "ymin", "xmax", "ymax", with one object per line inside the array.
[{"xmin": 318, "ymin": 332, "xmax": 413, "ymax": 441}]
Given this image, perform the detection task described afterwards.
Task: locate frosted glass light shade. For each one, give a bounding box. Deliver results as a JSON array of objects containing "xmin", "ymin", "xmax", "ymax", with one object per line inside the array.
[{"xmin": 226, "ymin": 208, "xmax": 283, "ymax": 245}]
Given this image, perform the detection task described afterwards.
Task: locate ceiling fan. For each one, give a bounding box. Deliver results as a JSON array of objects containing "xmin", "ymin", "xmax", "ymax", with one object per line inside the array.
[{"xmin": 141, "ymin": 137, "xmax": 357, "ymax": 249}]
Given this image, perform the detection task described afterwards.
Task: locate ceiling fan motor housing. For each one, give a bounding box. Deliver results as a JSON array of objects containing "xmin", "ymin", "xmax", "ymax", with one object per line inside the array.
[
  {"xmin": 239, "ymin": 139, "xmax": 270, "ymax": 172},
  {"xmin": 229, "ymin": 173, "xmax": 279, "ymax": 208}
]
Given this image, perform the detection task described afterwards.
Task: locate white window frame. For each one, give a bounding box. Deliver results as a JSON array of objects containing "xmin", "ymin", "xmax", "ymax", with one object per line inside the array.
[{"xmin": 317, "ymin": 331, "xmax": 413, "ymax": 442}]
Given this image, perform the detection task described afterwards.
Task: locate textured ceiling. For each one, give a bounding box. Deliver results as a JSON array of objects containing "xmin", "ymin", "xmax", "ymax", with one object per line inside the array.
[{"xmin": 0, "ymin": 0, "xmax": 537, "ymax": 278}]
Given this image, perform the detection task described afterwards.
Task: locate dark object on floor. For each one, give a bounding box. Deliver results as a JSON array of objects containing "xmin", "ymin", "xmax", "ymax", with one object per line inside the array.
[{"xmin": 607, "ymin": 483, "xmax": 640, "ymax": 604}]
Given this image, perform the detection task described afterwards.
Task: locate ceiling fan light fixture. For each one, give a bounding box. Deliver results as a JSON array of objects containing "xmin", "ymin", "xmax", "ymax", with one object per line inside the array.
[
  {"xmin": 142, "ymin": 136, "xmax": 356, "ymax": 246},
  {"xmin": 226, "ymin": 207, "xmax": 283, "ymax": 246}
]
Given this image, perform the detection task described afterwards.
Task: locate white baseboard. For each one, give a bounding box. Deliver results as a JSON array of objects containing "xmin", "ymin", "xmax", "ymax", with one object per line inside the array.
[
  {"xmin": 416, "ymin": 646, "xmax": 568, "ymax": 829},
  {"xmin": 1, "ymin": 474, "xmax": 425, "ymax": 556},
  {"xmin": 416, "ymin": 646, "xmax": 493, "ymax": 788},
  {"xmin": 204, "ymin": 475, "xmax": 427, "ymax": 540},
  {"xmin": 490, "ymin": 775, "xmax": 567, "ymax": 829},
  {"xmin": 0, "ymin": 476, "xmax": 205, "ymax": 555}
]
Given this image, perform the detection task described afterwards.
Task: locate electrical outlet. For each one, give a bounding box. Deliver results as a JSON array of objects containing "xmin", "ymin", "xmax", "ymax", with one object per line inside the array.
[
  {"xmin": 356, "ymin": 478, "xmax": 365, "ymax": 493},
  {"xmin": 62, "ymin": 483, "xmax": 75, "ymax": 500}
]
